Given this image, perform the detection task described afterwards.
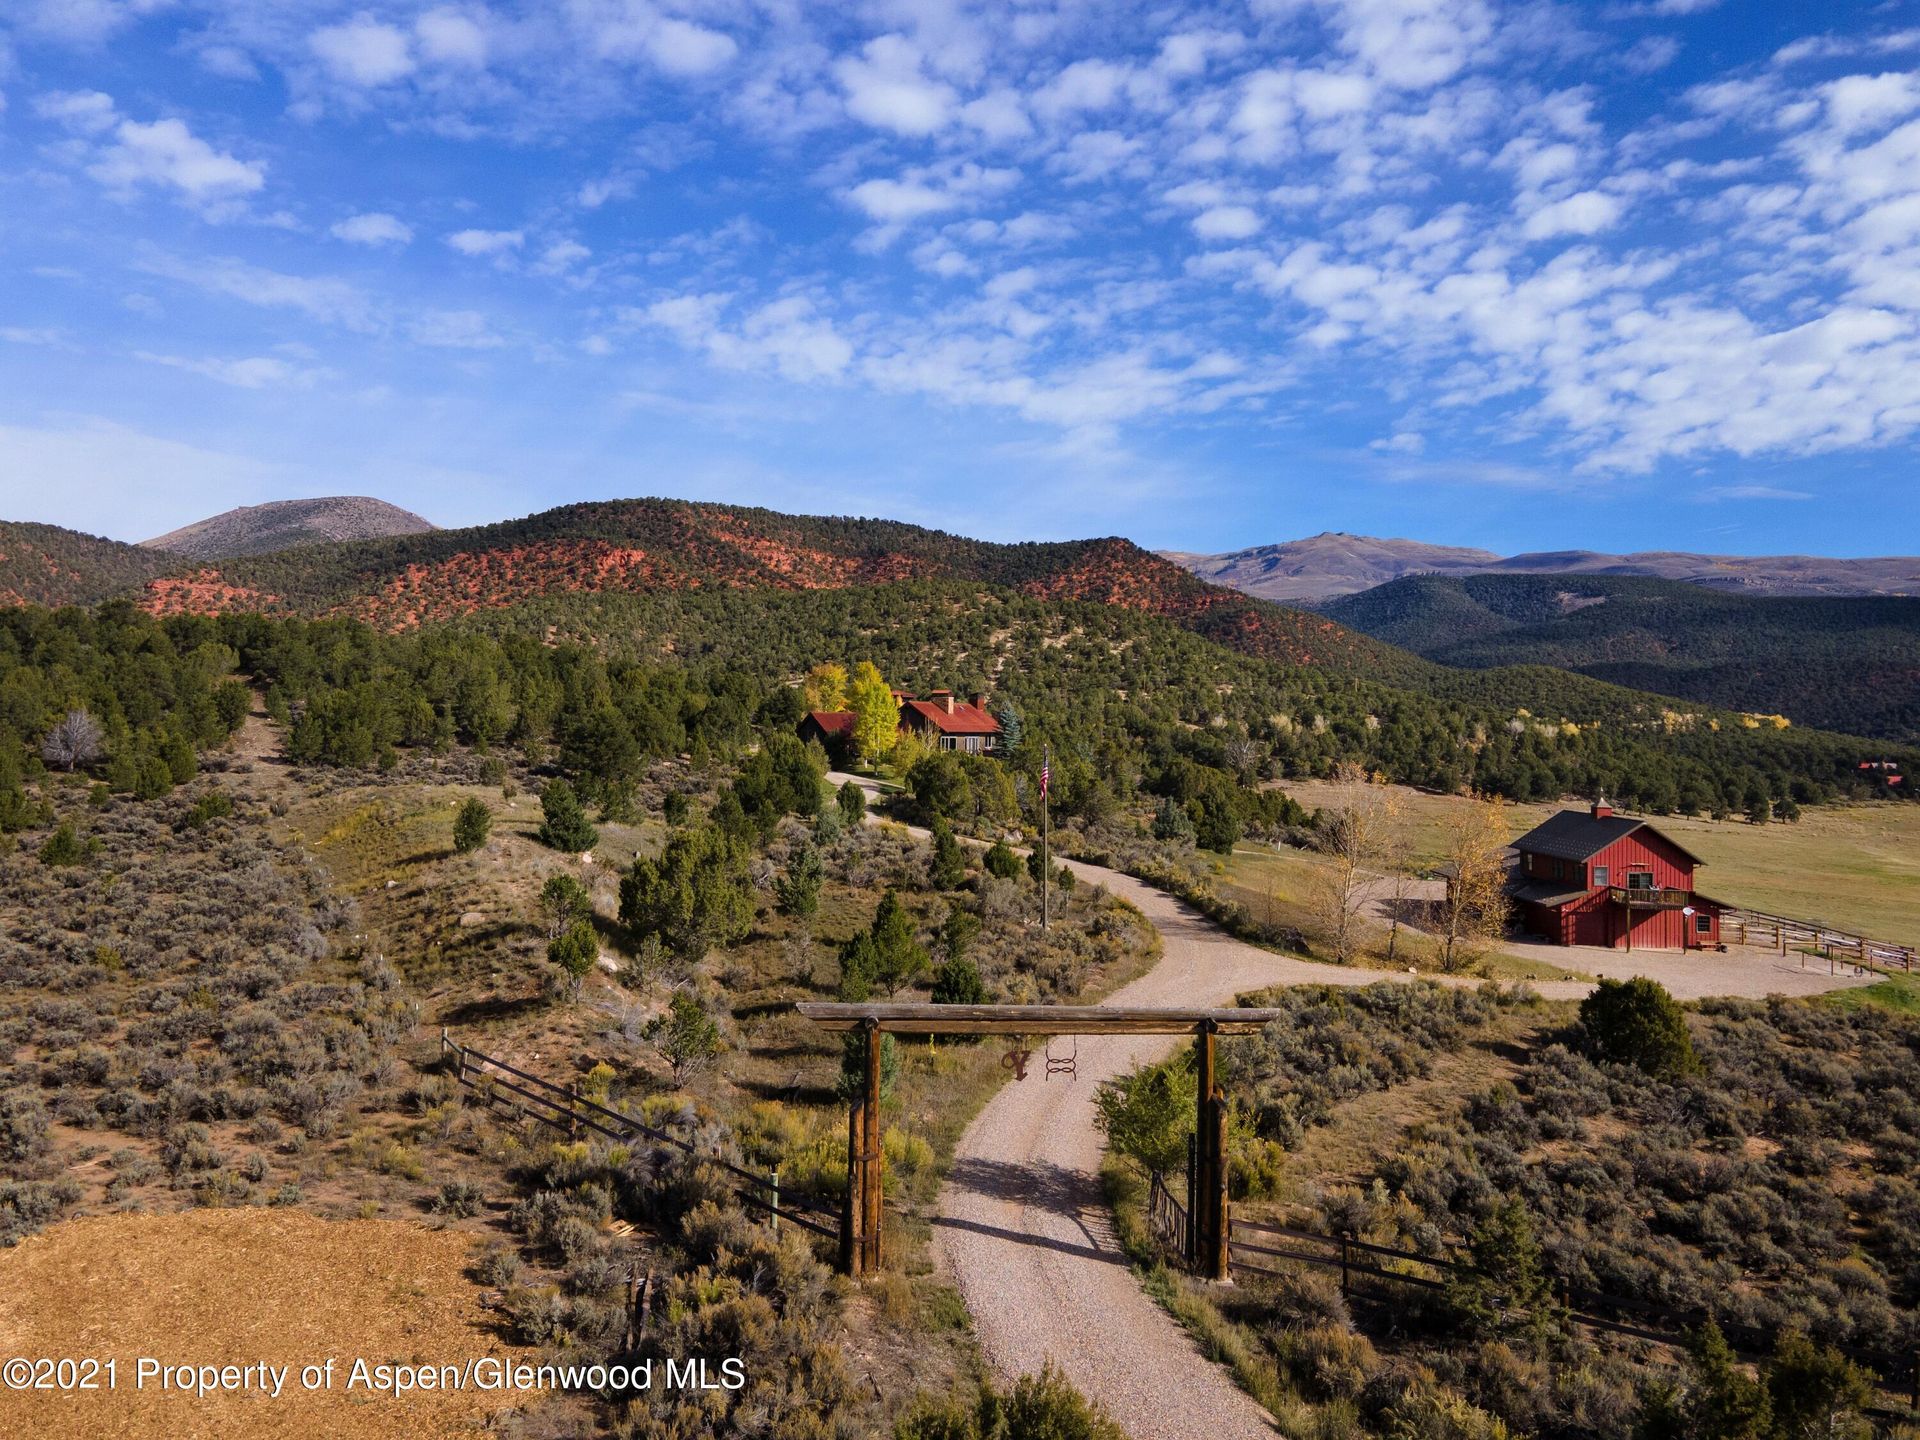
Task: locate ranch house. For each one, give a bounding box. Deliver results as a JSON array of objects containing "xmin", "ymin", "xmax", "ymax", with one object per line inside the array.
[
  {"xmin": 798, "ymin": 690, "xmax": 1001, "ymax": 758},
  {"xmin": 1507, "ymin": 800, "xmax": 1725, "ymax": 951}
]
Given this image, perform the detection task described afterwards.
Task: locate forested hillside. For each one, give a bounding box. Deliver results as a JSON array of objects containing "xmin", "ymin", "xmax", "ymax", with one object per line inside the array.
[
  {"xmin": 1327, "ymin": 574, "xmax": 1920, "ymax": 744},
  {"xmin": 6, "ymin": 595, "xmax": 1915, "ymax": 848},
  {"xmin": 0, "ymin": 522, "xmax": 177, "ymax": 608}
]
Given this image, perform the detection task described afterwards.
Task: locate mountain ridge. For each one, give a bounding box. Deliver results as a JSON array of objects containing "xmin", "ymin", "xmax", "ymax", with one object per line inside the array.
[
  {"xmin": 1163, "ymin": 531, "xmax": 1920, "ymax": 603},
  {"xmin": 142, "ymin": 496, "xmax": 437, "ymax": 560}
]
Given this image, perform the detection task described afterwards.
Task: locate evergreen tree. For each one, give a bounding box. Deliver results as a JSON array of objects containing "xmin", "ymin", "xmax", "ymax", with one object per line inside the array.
[
  {"xmin": 836, "ymin": 779, "xmax": 866, "ymax": 825},
  {"xmin": 646, "ymin": 991, "xmax": 721, "ymax": 1085},
  {"xmin": 983, "ymin": 841, "xmax": 1022, "ymax": 879},
  {"xmin": 835, "ymin": 1029, "xmax": 899, "ymax": 1102},
  {"xmin": 991, "ymin": 699, "xmax": 1023, "ymax": 757},
  {"xmin": 619, "ymin": 824, "xmax": 755, "ymax": 962},
  {"xmin": 929, "ymin": 818, "xmax": 967, "ymax": 888},
  {"xmin": 1580, "ymin": 976, "xmax": 1699, "ymax": 1079},
  {"xmin": 1765, "ymin": 1329, "xmax": 1873, "ymax": 1440},
  {"xmin": 547, "ymin": 919, "xmax": 598, "ymax": 1001},
  {"xmin": 931, "ymin": 955, "xmax": 987, "ymax": 1006},
  {"xmin": 1446, "ymin": 1196, "xmax": 1557, "ymax": 1348},
  {"xmin": 452, "ymin": 796, "xmax": 492, "ymax": 854},
  {"xmin": 774, "ymin": 842, "xmax": 824, "ymax": 917},
  {"xmin": 537, "ymin": 779, "xmax": 598, "ymax": 853},
  {"xmin": 867, "ymin": 889, "xmax": 930, "ymax": 995},
  {"xmin": 538, "ymin": 872, "xmax": 593, "ymax": 939}
]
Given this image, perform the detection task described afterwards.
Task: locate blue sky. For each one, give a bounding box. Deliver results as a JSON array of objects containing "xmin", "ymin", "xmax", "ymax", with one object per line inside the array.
[{"xmin": 2, "ymin": 0, "xmax": 1918, "ymax": 556}]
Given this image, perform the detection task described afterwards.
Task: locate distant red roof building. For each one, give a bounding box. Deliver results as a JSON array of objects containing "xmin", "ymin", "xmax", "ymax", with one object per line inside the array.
[{"xmin": 796, "ymin": 690, "xmax": 1002, "ymax": 756}]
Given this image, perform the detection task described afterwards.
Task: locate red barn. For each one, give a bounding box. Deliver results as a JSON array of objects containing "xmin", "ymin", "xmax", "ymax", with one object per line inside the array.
[{"xmin": 1508, "ymin": 800, "xmax": 1724, "ymax": 951}]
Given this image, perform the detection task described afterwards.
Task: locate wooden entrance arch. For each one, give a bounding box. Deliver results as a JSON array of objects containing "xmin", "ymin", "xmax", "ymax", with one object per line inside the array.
[{"xmin": 795, "ymin": 1002, "xmax": 1285, "ymax": 1281}]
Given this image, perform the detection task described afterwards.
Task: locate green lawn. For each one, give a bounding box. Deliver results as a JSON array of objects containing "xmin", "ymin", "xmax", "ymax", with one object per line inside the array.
[{"xmin": 1825, "ymin": 973, "xmax": 1920, "ymax": 1014}]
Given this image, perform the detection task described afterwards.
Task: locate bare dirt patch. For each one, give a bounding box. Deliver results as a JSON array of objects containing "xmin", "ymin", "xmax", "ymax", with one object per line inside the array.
[{"xmin": 0, "ymin": 1208, "xmax": 528, "ymax": 1439}]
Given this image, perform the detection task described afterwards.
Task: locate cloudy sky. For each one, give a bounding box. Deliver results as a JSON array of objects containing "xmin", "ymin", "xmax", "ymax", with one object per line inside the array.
[{"xmin": 2, "ymin": 0, "xmax": 1918, "ymax": 555}]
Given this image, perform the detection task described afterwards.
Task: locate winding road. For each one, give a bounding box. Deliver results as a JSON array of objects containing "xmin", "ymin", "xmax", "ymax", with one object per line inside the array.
[{"xmin": 828, "ymin": 775, "xmax": 1872, "ymax": 1439}]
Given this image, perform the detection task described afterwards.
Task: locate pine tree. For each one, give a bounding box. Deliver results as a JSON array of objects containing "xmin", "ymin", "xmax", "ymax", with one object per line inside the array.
[
  {"xmin": 619, "ymin": 824, "xmax": 755, "ymax": 962},
  {"xmin": 452, "ymin": 796, "xmax": 492, "ymax": 854},
  {"xmin": 775, "ymin": 842, "xmax": 824, "ymax": 917},
  {"xmin": 537, "ymin": 779, "xmax": 598, "ymax": 853},
  {"xmin": 929, "ymin": 818, "xmax": 967, "ymax": 888},
  {"xmin": 867, "ymin": 889, "xmax": 930, "ymax": 995},
  {"xmin": 646, "ymin": 991, "xmax": 721, "ymax": 1085},
  {"xmin": 547, "ymin": 919, "xmax": 598, "ymax": 1001}
]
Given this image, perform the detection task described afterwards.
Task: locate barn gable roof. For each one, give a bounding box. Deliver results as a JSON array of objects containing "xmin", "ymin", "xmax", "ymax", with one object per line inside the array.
[
  {"xmin": 1512, "ymin": 809, "xmax": 1704, "ymax": 868},
  {"xmin": 803, "ymin": 710, "xmax": 855, "ymax": 737}
]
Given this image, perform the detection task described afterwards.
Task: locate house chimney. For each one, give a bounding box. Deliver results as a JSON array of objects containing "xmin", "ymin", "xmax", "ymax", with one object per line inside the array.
[
  {"xmin": 928, "ymin": 688, "xmax": 954, "ymax": 713},
  {"xmin": 944, "ymin": 694, "xmax": 955, "ymax": 713},
  {"xmin": 971, "ymin": 692, "xmax": 987, "ymax": 710},
  {"xmin": 1591, "ymin": 796, "xmax": 1613, "ymax": 819}
]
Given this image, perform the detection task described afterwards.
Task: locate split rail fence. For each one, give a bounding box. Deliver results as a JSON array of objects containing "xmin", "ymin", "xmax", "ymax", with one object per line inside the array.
[
  {"xmin": 1722, "ymin": 907, "xmax": 1914, "ymax": 972},
  {"xmin": 1148, "ymin": 1182, "xmax": 1917, "ymax": 1412},
  {"xmin": 439, "ymin": 1030, "xmax": 840, "ymax": 1241}
]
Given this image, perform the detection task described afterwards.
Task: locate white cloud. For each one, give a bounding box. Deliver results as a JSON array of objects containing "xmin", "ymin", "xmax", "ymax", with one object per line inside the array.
[
  {"xmin": 139, "ymin": 254, "xmax": 375, "ymax": 330},
  {"xmin": 641, "ymin": 292, "xmax": 853, "ymax": 382},
  {"xmin": 135, "ymin": 352, "xmax": 321, "ymax": 389},
  {"xmin": 446, "ymin": 227, "xmax": 524, "ymax": 256},
  {"xmin": 309, "ymin": 15, "xmax": 416, "ymax": 87},
  {"xmin": 1699, "ymin": 484, "xmax": 1813, "ymax": 501},
  {"xmin": 845, "ymin": 163, "xmax": 1017, "ymax": 225},
  {"xmin": 648, "ymin": 18, "xmax": 737, "ymax": 76},
  {"xmin": 835, "ymin": 34, "xmax": 956, "ymax": 137},
  {"xmin": 415, "ymin": 8, "xmax": 489, "ymax": 68},
  {"xmin": 33, "ymin": 89, "xmax": 117, "ymax": 133},
  {"xmin": 331, "ymin": 212, "xmax": 413, "ymax": 246},
  {"xmin": 1193, "ymin": 205, "xmax": 1263, "ymax": 241},
  {"xmin": 1521, "ymin": 190, "xmax": 1624, "ymax": 238},
  {"xmin": 88, "ymin": 117, "xmax": 265, "ymax": 204},
  {"xmin": 410, "ymin": 309, "xmax": 506, "ymax": 347}
]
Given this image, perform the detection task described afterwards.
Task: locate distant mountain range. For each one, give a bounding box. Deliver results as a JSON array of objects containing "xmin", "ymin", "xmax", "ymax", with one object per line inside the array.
[
  {"xmin": 1324, "ymin": 573, "xmax": 1920, "ymax": 743},
  {"xmin": 142, "ymin": 496, "xmax": 437, "ymax": 560},
  {"xmin": 1162, "ymin": 532, "xmax": 1920, "ymax": 603}
]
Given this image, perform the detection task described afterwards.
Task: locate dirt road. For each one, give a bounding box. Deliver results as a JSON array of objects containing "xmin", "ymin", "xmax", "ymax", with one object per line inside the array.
[{"xmin": 826, "ymin": 776, "xmax": 1873, "ymax": 1439}]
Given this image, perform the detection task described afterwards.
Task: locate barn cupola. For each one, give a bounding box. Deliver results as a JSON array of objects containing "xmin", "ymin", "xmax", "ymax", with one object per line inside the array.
[{"xmin": 1591, "ymin": 796, "xmax": 1613, "ymax": 820}]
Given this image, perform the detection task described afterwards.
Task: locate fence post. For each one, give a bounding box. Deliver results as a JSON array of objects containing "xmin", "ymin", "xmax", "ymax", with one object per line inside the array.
[
  {"xmin": 1339, "ymin": 1234, "xmax": 1351, "ymax": 1298},
  {"xmin": 567, "ymin": 1083, "xmax": 581, "ymax": 1142},
  {"xmin": 770, "ymin": 1169, "xmax": 780, "ymax": 1234}
]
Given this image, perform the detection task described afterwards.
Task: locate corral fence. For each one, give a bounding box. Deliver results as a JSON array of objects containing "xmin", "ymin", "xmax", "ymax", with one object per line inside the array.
[
  {"xmin": 439, "ymin": 1030, "xmax": 840, "ymax": 1241},
  {"xmin": 1722, "ymin": 907, "xmax": 1914, "ymax": 972},
  {"xmin": 1146, "ymin": 1195, "xmax": 1918, "ymax": 1413}
]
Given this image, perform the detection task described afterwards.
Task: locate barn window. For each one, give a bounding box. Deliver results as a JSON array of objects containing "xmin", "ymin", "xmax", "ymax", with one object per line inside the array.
[
  {"xmin": 1593, "ymin": 865, "xmax": 1610, "ymax": 887},
  {"xmin": 1696, "ymin": 912, "xmax": 1712, "ymax": 935},
  {"xmin": 1628, "ymin": 870, "xmax": 1654, "ymax": 890}
]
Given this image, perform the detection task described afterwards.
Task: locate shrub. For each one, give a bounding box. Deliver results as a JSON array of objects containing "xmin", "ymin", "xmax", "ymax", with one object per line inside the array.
[
  {"xmin": 452, "ymin": 797, "xmax": 492, "ymax": 854},
  {"xmin": 984, "ymin": 841, "xmax": 1022, "ymax": 880},
  {"xmin": 775, "ymin": 842, "xmax": 823, "ymax": 917},
  {"xmin": 836, "ymin": 1030, "xmax": 900, "ymax": 1103},
  {"xmin": 647, "ymin": 991, "xmax": 721, "ymax": 1085},
  {"xmin": 434, "ymin": 1179, "xmax": 485, "ymax": 1218},
  {"xmin": 1092, "ymin": 1061, "xmax": 1191, "ymax": 1178},
  {"xmin": 837, "ymin": 780, "xmax": 866, "ymax": 825},
  {"xmin": 536, "ymin": 780, "xmax": 597, "ymax": 853},
  {"xmin": 1579, "ymin": 977, "xmax": 1698, "ymax": 1079},
  {"xmin": 929, "ymin": 818, "xmax": 967, "ymax": 888},
  {"xmin": 548, "ymin": 920, "xmax": 598, "ymax": 1002},
  {"xmin": 182, "ymin": 791, "xmax": 233, "ymax": 829},
  {"xmin": 38, "ymin": 821, "xmax": 89, "ymax": 867},
  {"xmin": 537, "ymin": 872, "xmax": 592, "ymax": 939},
  {"xmin": 931, "ymin": 957, "xmax": 988, "ymax": 1006}
]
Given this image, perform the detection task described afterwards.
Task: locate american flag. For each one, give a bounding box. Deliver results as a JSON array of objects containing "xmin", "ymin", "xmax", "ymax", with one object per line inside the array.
[{"xmin": 1040, "ymin": 754, "xmax": 1050, "ymax": 799}]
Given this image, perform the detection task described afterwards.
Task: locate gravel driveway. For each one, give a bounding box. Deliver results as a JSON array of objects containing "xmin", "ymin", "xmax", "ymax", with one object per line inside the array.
[{"xmin": 826, "ymin": 775, "xmax": 1875, "ymax": 1437}]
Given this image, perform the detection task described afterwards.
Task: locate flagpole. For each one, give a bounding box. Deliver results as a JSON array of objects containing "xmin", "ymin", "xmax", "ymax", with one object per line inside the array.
[{"xmin": 1042, "ymin": 744, "xmax": 1050, "ymax": 932}]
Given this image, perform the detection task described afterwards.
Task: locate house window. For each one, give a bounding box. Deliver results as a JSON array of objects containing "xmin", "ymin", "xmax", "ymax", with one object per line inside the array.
[
  {"xmin": 1593, "ymin": 865, "xmax": 1610, "ymax": 888},
  {"xmin": 1695, "ymin": 912, "xmax": 1712, "ymax": 935},
  {"xmin": 1628, "ymin": 870, "xmax": 1654, "ymax": 890}
]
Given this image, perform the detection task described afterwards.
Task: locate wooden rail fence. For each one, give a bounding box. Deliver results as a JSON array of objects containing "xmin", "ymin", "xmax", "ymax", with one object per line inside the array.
[
  {"xmin": 1722, "ymin": 907, "xmax": 1915, "ymax": 972},
  {"xmin": 439, "ymin": 1030, "xmax": 841, "ymax": 1241},
  {"xmin": 1208, "ymin": 1213, "xmax": 1919, "ymax": 1412}
]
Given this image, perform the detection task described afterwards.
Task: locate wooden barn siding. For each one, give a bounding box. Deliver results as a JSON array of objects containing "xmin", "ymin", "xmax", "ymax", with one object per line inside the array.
[{"xmin": 1514, "ymin": 827, "xmax": 1719, "ymax": 951}]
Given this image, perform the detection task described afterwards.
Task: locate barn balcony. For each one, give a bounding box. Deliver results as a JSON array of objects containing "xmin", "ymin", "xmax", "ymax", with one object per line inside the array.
[{"xmin": 1609, "ymin": 885, "xmax": 1691, "ymax": 910}]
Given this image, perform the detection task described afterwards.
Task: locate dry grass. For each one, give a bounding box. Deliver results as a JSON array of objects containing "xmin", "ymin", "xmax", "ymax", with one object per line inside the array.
[{"xmin": 0, "ymin": 1208, "xmax": 529, "ymax": 1439}]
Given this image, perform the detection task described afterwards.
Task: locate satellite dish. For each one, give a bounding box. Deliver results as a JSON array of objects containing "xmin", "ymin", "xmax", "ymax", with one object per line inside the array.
[{"xmin": 1682, "ymin": 906, "xmax": 1695, "ymax": 916}]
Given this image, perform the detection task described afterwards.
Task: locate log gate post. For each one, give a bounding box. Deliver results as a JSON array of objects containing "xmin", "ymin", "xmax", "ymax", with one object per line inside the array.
[
  {"xmin": 841, "ymin": 1018, "xmax": 885, "ymax": 1277},
  {"xmin": 1194, "ymin": 1019, "xmax": 1231, "ymax": 1282}
]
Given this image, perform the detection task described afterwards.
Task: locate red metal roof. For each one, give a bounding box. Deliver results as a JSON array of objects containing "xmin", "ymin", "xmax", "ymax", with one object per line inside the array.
[
  {"xmin": 803, "ymin": 710, "xmax": 856, "ymax": 737},
  {"xmin": 899, "ymin": 697, "xmax": 1000, "ymax": 736}
]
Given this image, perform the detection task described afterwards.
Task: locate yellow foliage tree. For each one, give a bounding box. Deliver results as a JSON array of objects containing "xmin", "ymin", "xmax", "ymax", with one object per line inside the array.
[
  {"xmin": 847, "ymin": 661, "xmax": 898, "ymax": 763},
  {"xmin": 804, "ymin": 662, "xmax": 849, "ymax": 713}
]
